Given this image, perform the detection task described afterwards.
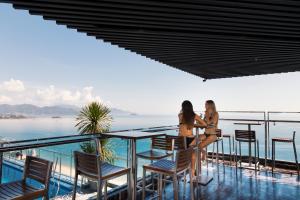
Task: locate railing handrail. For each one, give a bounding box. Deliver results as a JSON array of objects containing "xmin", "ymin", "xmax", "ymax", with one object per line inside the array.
[
  {"xmin": 268, "ymin": 111, "xmax": 300, "ymax": 114},
  {"xmin": 0, "ymin": 125, "xmax": 178, "ymax": 145},
  {"xmin": 0, "ymin": 125, "xmax": 179, "ymax": 153},
  {"xmin": 220, "ymin": 118, "xmax": 300, "ymax": 123},
  {"xmin": 196, "ymin": 110, "xmax": 266, "ymax": 114}
]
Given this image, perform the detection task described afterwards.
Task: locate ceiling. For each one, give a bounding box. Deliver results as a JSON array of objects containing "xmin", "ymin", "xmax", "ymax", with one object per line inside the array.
[{"xmin": 1, "ymin": 0, "xmax": 300, "ymax": 79}]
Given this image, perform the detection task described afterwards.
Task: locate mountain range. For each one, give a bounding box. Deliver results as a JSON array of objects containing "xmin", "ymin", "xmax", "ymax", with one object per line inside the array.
[{"xmin": 0, "ymin": 104, "xmax": 136, "ymax": 117}]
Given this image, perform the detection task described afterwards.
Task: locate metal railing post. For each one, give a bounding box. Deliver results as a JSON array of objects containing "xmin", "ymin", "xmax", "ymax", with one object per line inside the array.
[
  {"xmin": 70, "ymin": 150, "xmax": 73, "ymax": 180},
  {"xmin": 264, "ymin": 111, "xmax": 268, "ymax": 166},
  {"xmin": 267, "ymin": 112, "xmax": 270, "ymax": 160},
  {"xmin": 0, "ymin": 142, "xmax": 3, "ymax": 184},
  {"xmin": 127, "ymin": 140, "xmax": 129, "ymax": 168}
]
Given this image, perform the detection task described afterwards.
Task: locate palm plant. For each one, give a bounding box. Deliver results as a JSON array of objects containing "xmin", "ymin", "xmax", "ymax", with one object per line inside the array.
[{"xmin": 75, "ymin": 102, "xmax": 115, "ymax": 163}]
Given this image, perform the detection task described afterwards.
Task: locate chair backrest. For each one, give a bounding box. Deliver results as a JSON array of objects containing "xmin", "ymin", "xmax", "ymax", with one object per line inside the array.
[
  {"xmin": 23, "ymin": 156, "xmax": 53, "ymax": 188},
  {"xmin": 151, "ymin": 136, "xmax": 174, "ymax": 151},
  {"xmin": 215, "ymin": 129, "xmax": 222, "ymax": 138},
  {"xmin": 74, "ymin": 151, "xmax": 101, "ymax": 179},
  {"xmin": 235, "ymin": 130, "xmax": 256, "ymax": 141},
  {"xmin": 175, "ymin": 147, "xmax": 193, "ymax": 172},
  {"xmin": 166, "ymin": 135, "xmax": 187, "ymax": 150}
]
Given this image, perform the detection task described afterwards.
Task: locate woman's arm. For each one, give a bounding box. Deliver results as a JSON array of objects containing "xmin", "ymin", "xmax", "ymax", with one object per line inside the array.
[
  {"xmin": 195, "ymin": 114, "xmax": 207, "ymax": 127},
  {"xmin": 178, "ymin": 113, "xmax": 182, "ymax": 124}
]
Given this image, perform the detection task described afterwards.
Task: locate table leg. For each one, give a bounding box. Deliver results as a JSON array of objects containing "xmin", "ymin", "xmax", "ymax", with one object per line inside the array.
[
  {"xmin": 196, "ymin": 128, "xmax": 200, "ymax": 199},
  {"xmin": 0, "ymin": 142, "xmax": 3, "ymax": 184},
  {"xmin": 127, "ymin": 140, "xmax": 132, "ymax": 200},
  {"xmin": 193, "ymin": 128, "xmax": 213, "ymax": 188},
  {"xmin": 130, "ymin": 139, "xmax": 137, "ymax": 200},
  {"xmin": 248, "ymin": 125, "xmax": 252, "ymax": 166}
]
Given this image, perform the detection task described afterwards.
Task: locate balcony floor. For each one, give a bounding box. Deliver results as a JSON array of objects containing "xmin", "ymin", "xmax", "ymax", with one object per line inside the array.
[{"xmin": 145, "ymin": 164, "xmax": 300, "ymax": 200}]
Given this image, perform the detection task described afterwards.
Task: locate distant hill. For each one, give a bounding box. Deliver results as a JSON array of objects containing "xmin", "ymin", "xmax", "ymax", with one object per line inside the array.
[{"xmin": 0, "ymin": 104, "xmax": 136, "ymax": 117}]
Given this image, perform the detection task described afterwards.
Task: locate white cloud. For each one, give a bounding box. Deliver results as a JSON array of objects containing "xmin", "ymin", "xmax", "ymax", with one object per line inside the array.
[
  {"xmin": 36, "ymin": 85, "xmax": 59, "ymax": 102},
  {"xmin": 61, "ymin": 90, "xmax": 81, "ymax": 102},
  {"xmin": 0, "ymin": 79, "xmax": 105, "ymax": 106},
  {"xmin": 0, "ymin": 95, "xmax": 11, "ymax": 103},
  {"xmin": 82, "ymin": 86, "xmax": 102, "ymax": 103},
  {"xmin": 1, "ymin": 78, "xmax": 25, "ymax": 92}
]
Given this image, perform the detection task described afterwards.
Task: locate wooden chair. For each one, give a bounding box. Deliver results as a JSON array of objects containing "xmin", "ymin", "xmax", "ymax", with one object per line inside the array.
[
  {"xmin": 164, "ymin": 135, "xmax": 187, "ymax": 188},
  {"xmin": 0, "ymin": 156, "xmax": 53, "ymax": 200},
  {"xmin": 72, "ymin": 151, "xmax": 131, "ymax": 200},
  {"xmin": 272, "ymin": 131, "xmax": 299, "ymax": 176},
  {"xmin": 235, "ymin": 130, "xmax": 260, "ymax": 171},
  {"xmin": 136, "ymin": 136, "xmax": 174, "ymax": 193},
  {"xmin": 142, "ymin": 147, "xmax": 194, "ymax": 200}
]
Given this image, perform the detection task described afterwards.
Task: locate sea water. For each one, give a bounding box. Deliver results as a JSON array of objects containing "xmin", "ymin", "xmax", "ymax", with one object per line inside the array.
[{"xmin": 0, "ymin": 113, "xmax": 299, "ymax": 178}]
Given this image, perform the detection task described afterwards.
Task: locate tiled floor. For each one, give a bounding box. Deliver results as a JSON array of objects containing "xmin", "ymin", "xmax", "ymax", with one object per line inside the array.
[{"xmin": 145, "ymin": 164, "xmax": 300, "ymax": 200}]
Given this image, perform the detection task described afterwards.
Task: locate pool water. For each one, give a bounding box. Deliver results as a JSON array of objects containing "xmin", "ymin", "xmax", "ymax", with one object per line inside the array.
[{"xmin": 1, "ymin": 160, "xmax": 73, "ymax": 198}]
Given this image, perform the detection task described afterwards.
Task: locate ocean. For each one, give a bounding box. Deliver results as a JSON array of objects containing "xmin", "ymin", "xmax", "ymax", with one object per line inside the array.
[{"xmin": 0, "ymin": 113, "xmax": 299, "ymax": 178}]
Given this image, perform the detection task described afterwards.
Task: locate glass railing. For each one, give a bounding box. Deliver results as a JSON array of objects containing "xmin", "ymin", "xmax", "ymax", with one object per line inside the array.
[{"xmin": 0, "ymin": 111, "xmax": 300, "ymax": 199}]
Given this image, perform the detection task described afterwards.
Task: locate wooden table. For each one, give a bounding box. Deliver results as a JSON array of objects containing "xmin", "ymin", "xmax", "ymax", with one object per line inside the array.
[
  {"xmin": 102, "ymin": 131, "xmax": 166, "ymax": 200},
  {"xmin": 234, "ymin": 122, "xmax": 261, "ymax": 166}
]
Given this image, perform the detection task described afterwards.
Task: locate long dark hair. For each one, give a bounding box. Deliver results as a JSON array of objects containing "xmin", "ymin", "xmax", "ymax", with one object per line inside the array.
[{"xmin": 181, "ymin": 100, "xmax": 196, "ymax": 127}]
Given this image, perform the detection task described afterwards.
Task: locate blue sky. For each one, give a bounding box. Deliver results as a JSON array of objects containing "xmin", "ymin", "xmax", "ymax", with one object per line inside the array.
[{"xmin": 1, "ymin": 4, "xmax": 300, "ymax": 115}]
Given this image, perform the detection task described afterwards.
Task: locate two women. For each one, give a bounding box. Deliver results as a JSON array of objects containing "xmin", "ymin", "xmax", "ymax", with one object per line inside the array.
[{"xmin": 178, "ymin": 100, "xmax": 219, "ymax": 177}]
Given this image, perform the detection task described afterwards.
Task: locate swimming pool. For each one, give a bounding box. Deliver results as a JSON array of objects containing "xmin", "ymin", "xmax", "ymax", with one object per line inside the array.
[{"xmin": 1, "ymin": 160, "xmax": 73, "ymax": 198}]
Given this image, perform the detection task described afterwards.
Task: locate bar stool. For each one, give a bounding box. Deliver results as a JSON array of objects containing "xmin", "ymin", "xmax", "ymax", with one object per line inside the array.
[
  {"xmin": 272, "ymin": 131, "xmax": 299, "ymax": 176},
  {"xmin": 235, "ymin": 130, "xmax": 260, "ymax": 171},
  {"xmin": 142, "ymin": 147, "xmax": 194, "ymax": 200},
  {"xmin": 210, "ymin": 129, "xmax": 224, "ymax": 165},
  {"xmin": 222, "ymin": 134, "xmax": 233, "ymax": 165}
]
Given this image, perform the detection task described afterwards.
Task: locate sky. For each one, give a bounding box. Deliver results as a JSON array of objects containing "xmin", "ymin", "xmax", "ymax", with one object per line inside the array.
[{"xmin": 1, "ymin": 4, "xmax": 300, "ymax": 115}]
